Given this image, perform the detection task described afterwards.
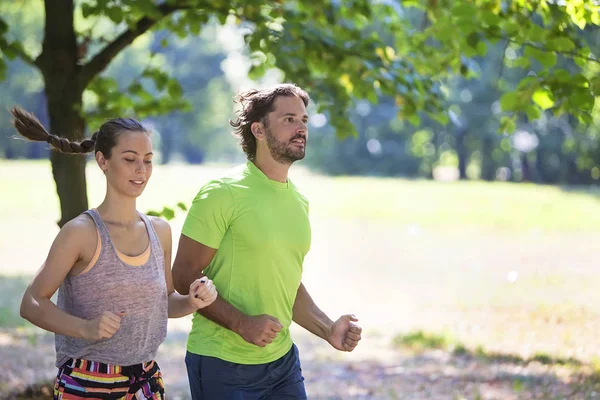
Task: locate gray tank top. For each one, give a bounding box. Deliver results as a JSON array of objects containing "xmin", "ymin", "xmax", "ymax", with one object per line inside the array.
[{"xmin": 55, "ymin": 209, "xmax": 168, "ymax": 367}]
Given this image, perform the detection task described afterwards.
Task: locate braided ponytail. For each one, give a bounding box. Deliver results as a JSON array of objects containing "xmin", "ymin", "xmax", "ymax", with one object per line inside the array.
[{"xmin": 10, "ymin": 107, "xmax": 96, "ymax": 154}]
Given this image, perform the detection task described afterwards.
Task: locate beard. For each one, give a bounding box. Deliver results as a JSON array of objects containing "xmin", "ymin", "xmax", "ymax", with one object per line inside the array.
[{"xmin": 265, "ymin": 127, "xmax": 306, "ymax": 165}]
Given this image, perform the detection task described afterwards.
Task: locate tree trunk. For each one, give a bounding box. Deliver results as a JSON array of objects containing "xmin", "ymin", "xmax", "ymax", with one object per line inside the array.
[
  {"xmin": 535, "ymin": 146, "xmax": 547, "ymax": 183},
  {"xmin": 480, "ymin": 135, "xmax": 495, "ymax": 181},
  {"xmin": 39, "ymin": 0, "xmax": 88, "ymax": 227},
  {"xmin": 521, "ymin": 153, "xmax": 532, "ymax": 182},
  {"xmin": 456, "ymin": 128, "xmax": 468, "ymax": 180}
]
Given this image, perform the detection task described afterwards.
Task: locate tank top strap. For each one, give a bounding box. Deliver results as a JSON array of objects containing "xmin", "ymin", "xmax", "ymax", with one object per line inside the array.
[
  {"xmin": 138, "ymin": 212, "xmax": 164, "ymax": 262},
  {"xmin": 84, "ymin": 209, "xmax": 113, "ymax": 252}
]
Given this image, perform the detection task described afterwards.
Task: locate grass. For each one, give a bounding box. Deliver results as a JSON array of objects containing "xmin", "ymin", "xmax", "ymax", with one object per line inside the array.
[
  {"xmin": 3, "ymin": 160, "xmax": 600, "ymax": 398},
  {"xmin": 0, "ymin": 275, "xmax": 30, "ymax": 329},
  {"xmin": 393, "ymin": 330, "xmax": 584, "ymax": 368},
  {"xmin": 3, "ymin": 159, "xmax": 600, "ymax": 232}
]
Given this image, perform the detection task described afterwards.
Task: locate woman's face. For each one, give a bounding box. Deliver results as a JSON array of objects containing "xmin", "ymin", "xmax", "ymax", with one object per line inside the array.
[{"xmin": 97, "ymin": 131, "xmax": 153, "ymax": 198}]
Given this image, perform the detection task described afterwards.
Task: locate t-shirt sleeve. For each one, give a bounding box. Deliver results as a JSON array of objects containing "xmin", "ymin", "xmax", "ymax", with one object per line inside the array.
[{"xmin": 181, "ymin": 180, "xmax": 235, "ymax": 249}]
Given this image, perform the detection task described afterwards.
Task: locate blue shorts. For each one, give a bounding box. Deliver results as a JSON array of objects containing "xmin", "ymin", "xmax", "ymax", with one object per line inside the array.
[{"xmin": 184, "ymin": 344, "xmax": 307, "ymax": 400}]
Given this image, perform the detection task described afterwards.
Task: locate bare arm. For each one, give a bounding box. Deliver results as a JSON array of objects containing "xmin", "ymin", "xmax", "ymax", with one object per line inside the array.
[
  {"xmin": 20, "ymin": 217, "xmax": 122, "ymax": 340},
  {"xmin": 172, "ymin": 234, "xmax": 246, "ymax": 329},
  {"xmin": 172, "ymin": 234, "xmax": 282, "ymax": 347},
  {"xmin": 292, "ymin": 283, "xmax": 333, "ymax": 340},
  {"xmin": 151, "ymin": 218, "xmax": 217, "ymax": 318},
  {"xmin": 292, "ymin": 282, "xmax": 363, "ymax": 352}
]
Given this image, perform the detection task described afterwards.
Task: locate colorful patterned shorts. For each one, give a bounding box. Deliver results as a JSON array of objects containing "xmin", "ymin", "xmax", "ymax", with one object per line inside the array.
[{"xmin": 53, "ymin": 358, "xmax": 165, "ymax": 400}]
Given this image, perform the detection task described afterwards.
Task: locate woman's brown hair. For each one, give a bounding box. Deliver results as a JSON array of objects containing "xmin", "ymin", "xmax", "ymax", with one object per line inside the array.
[{"xmin": 10, "ymin": 107, "xmax": 148, "ymax": 158}]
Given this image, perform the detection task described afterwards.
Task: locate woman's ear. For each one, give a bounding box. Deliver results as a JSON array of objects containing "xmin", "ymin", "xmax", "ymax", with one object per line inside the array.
[{"xmin": 96, "ymin": 151, "xmax": 108, "ymax": 174}]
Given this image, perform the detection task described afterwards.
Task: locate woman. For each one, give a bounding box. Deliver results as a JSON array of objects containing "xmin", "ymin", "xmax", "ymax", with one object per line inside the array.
[{"xmin": 12, "ymin": 107, "xmax": 217, "ymax": 399}]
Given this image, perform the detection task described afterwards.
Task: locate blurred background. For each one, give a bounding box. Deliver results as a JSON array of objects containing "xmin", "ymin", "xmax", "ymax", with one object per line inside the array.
[{"xmin": 1, "ymin": 1, "xmax": 600, "ymax": 399}]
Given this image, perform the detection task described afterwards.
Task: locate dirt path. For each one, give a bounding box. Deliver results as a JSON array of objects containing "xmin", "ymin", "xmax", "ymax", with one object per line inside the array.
[{"xmin": 3, "ymin": 329, "xmax": 598, "ymax": 400}]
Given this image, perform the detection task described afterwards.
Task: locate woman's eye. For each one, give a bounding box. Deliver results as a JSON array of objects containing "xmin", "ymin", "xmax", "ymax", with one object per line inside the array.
[
  {"xmin": 144, "ymin": 160, "xmax": 152, "ymax": 164},
  {"xmin": 125, "ymin": 159, "xmax": 135, "ymax": 163}
]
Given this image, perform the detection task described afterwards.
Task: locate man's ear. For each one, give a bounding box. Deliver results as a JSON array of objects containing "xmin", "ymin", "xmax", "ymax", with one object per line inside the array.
[{"xmin": 252, "ymin": 121, "xmax": 267, "ymax": 141}]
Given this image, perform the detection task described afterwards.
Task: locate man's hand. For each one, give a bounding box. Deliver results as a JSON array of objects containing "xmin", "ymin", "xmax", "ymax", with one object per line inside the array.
[
  {"xmin": 237, "ymin": 314, "xmax": 282, "ymax": 347},
  {"xmin": 326, "ymin": 314, "xmax": 362, "ymax": 352}
]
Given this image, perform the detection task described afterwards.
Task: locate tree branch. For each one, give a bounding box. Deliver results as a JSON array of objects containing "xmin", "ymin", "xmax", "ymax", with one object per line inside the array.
[
  {"xmin": 78, "ymin": 1, "xmax": 193, "ymax": 87},
  {"xmin": 13, "ymin": 45, "xmax": 37, "ymax": 68},
  {"xmin": 491, "ymin": 33, "xmax": 600, "ymax": 66},
  {"xmin": 0, "ymin": 16, "xmax": 38, "ymax": 68},
  {"xmin": 497, "ymin": 38, "xmax": 510, "ymax": 83},
  {"xmin": 516, "ymin": 39, "xmax": 600, "ymax": 66}
]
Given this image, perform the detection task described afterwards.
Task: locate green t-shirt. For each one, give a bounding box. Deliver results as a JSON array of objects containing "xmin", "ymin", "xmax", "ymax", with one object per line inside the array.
[{"xmin": 182, "ymin": 161, "xmax": 311, "ymax": 364}]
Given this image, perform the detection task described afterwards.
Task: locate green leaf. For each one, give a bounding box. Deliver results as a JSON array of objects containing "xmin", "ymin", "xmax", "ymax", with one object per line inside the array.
[
  {"xmin": 177, "ymin": 202, "xmax": 188, "ymax": 211},
  {"xmin": 549, "ymin": 37, "xmax": 575, "ymax": 52},
  {"xmin": 429, "ymin": 111, "xmax": 449, "ymax": 126},
  {"xmin": 189, "ymin": 20, "xmax": 202, "ymax": 35},
  {"xmin": 0, "ymin": 17, "xmax": 8, "ymax": 35},
  {"xmin": 476, "ymin": 41, "xmax": 487, "ymax": 56},
  {"xmin": 161, "ymin": 207, "xmax": 175, "ymax": 220},
  {"xmin": 554, "ymin": 69, "xmax": 571, "ymax": 82},
  {"xmin": 532, "ymin": 89, "xmax": 554, "ymax": 110},
  {"xmin": 452, "ymin": 3, "xmax": 475, "ymax": 19},
  {"xmin": 407, "ymin": 113, "xmax": 420, "ymax": 126},
  {"xmin": 513, "ymin": 56, "xmax": 530, "ymax": 69},
  {"xmin": 591, "ymin": 77, "xmax": 600, "ymax": 95},
  {"xmin": 105, "ymin": 7, "xmax": 124, "ymax": 24},
  {"xmin": 128, "ymin": 81, "xmax": 144, "ymax": 96},
  {"xmin": 576, "ymin": 111, "xmax": 594, "ymax": 125},
  {"xmin": 217, "ymin": 12, "xmax": 228, "ymax": 25},
  {"xmin": 525, "ymin": 104, "xmax": 541, "ymax": 121},
  {"xmin": 0, "ymin": 59, "xmax": 6, "ymax": 80},
  {"xmin": 81, "ymin": 3, "xmax": 94, "ymax": 18},
  {"xmin": 524, "ymin": 46, "xmax": 557, "ymax": 68},
  {"xmin": 500, "ymin": 116, "xmax": 516, "ymax": 133},
  {"xmin": 570, "ymin": 89, "xmax": 594, "ymax": 110},
  {"xmin": 500, "ymin": 91, "xmax": 519, "ymax": 112},
  {"xmin": 2, "ymin": 44, "xmax": 16, "ymax": 60},
  {"xmin": 526, "ymin": 24, "xmax": 546, "ymax": 42},
  {"xmin": 481, "ymin": 10, "xmax": 501, "ymax": 26},
  {"xmin": 136, "ymin": 2, "xmax": 163, "ymax": 19},
  {"xmin": 167, "ymin": 80, "xmax": 183, "ymax": 98},
  {"xmin": 466, "ymin": 32, "xmax": 479, "ymax": 49}
]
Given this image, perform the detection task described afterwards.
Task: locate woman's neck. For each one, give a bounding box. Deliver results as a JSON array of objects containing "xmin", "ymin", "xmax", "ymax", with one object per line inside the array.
[{"xmin": 96, "ymin": 191, "xmax": 139, "ymax": 227}]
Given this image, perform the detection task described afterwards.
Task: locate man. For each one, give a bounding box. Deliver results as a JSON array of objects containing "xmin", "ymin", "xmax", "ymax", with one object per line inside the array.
[{"xmin": 172, "ymin": 83, "xmax": 362, "ymax": 399}]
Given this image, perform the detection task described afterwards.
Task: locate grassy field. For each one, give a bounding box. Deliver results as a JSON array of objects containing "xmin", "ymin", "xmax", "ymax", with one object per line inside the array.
[{"xmin": 2, "ymin": 160, "xmax": 600, "ymax": 398}]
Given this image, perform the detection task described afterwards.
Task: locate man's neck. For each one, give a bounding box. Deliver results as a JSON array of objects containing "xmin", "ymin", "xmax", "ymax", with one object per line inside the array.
[{"xmin": 253, "ymin": 154, "xmax": 291, "ymax": 183}]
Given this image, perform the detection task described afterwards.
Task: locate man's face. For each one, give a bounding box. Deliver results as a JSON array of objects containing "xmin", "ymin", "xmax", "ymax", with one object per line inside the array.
[{"xmin": 262, "ymin": 96, "xmax": 308, "ymax": 165}]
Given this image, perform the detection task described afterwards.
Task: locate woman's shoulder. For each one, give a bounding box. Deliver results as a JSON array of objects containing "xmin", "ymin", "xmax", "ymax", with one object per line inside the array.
[
  {"xmin": 147, "ymin": 215, "xmax": 172, "ymax": 247},
  {"xmin": 53, "ymin": 212, "xmax": 97, "ymax": 250}
]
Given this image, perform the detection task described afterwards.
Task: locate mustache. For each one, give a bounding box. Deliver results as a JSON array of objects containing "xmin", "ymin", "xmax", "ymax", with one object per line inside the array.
[{"xmin": 289, "ymin": 134, "xmax": 306, "ymax": 142}]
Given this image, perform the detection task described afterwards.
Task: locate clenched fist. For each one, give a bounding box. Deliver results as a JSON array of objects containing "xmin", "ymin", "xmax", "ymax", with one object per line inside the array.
[
  {"xmin": 237, "ymin": 314, "xmax": 282, "ymax": 347},
  {"xmin": 84, "ymin": 311, "xmax": 125, "ymax": 340},
  {"xmin": 188, "ymin": 277, "xmax": 217, "ymax": 309}
]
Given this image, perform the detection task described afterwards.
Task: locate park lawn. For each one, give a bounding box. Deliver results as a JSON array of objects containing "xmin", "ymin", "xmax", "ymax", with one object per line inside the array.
[
  {"xmin": 2, "ymin": 159, "xmax": 600, "ymax": 364},
  {"xmin": 2, "ymin": 159, "xmax": 600, "ymax": 232}
]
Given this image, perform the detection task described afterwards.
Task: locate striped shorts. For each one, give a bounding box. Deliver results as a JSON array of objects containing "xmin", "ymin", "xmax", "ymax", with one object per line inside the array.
[{"xmin": 53, "ymin": 358, "xmax": 165, "ymax": 400}]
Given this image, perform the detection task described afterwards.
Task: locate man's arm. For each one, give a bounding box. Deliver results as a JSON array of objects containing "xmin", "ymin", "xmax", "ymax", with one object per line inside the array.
[
  {"xmin": 172, "ymin": 234, "xmax": 282, "ymax": 347},
  {"xmin": 292, "ymin": 282, "xmax": 362, "ymax": 352}
]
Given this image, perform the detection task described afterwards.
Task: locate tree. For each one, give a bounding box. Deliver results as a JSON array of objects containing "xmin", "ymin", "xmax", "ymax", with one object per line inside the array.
[{"xmin": 1, "ymin": 0, "xmax": 599, "ymax": 225}]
